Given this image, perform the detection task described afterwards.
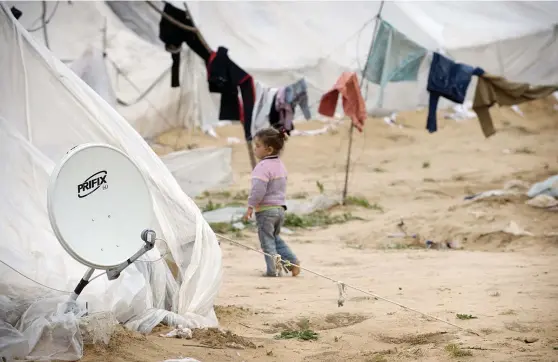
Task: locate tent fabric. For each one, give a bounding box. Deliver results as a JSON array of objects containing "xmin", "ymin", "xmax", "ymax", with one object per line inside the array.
[
  {"xmin": 8, "ymin": 1, "xmax": 221, "ymax": 139},
  {"xmin": 161, "ymin": 147, "xmax": 233, "ymax": 199},
  {"xmin": 70, "ymin": 46, "xmax": 117, "ymax": 108},
  {"xmin": 11, "ymin": 1, "xmax": 558, "ymax": 134},
  {"xmin": 0, "ymin": 4, "xmax": 222, "ymax": 359}
]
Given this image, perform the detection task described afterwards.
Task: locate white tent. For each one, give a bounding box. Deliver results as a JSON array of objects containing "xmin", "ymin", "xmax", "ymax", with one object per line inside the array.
[
  {"xmin": 9, "ymin": 0, "xmax": 219, "ymax": 140},
  {"xmin": 0, "ymin": 4, "xmax": 222, "ymax": 360},
  {"xmin": 12, "ymin": 1, "xmax": 558, "ymax": 134}
]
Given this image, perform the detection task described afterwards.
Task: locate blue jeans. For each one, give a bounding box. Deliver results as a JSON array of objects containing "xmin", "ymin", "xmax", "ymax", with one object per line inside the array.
[{"xmin": 255, "ymin": 208, "xmax": 298, "ymax": 276}]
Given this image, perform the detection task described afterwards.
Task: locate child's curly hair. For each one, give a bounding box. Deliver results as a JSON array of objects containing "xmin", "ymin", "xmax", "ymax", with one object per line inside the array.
[{"xmin": 254, "ymin": 127, "xmax": 287, "ymax": 155}]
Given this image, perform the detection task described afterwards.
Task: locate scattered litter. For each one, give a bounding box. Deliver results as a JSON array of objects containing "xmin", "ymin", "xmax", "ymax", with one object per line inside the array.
[
  {"xmin": 216, "ymin": 121, "xmax": 233, "ymax": 127},
  {"xmin": 291, "ymin": 123, "xmax": 339, "ymax": 137},
  {"xmin": 502, "ymin": 221, "xmax": 533, "ymax": 237},
  {"xmin": 510, "ymin": 105, "xmax": 524, "ymax": 116},
  {"xmin": 383, "ymin": 113, "xmax": 403, "ymax": 128},
  {"xmin": 232, "ymin": 222, "xmax": 245, "ymax": 230},
  {"xmin": 526, "ymin": 194, "xmax": 558, "ymax": 209},
  {"xmin": 526, "ymin": 175, "xmax": 558, "ymax": 198},
  {"xmin": 203, "ymin": 127, "xmax": 218, "ymax": 138},
  {"xmin": 464, "ymin": 189, "xmax": 518, "ymax": 201},
  {"xmin": 281, "ymin": 227, "xmax": 294, "ymax": 235},
  {"xmin": 227, "ymin": 137, "xmax": 241, "ymax": 145},
  {"xmin": 163, "ymin": 358, "xmax": 201, "ymax": 362},
  {"xmin": 160, "ymin": 325, "xmax": 193, "ymax": 339},
  {"xmin": 445, "ymin": 101, "xmax": 476, "ymax": 121}
]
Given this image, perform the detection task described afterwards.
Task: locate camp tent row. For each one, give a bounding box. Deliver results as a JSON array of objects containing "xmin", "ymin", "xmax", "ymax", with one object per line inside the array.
[
  {"xmin": 11, "ymin": 1, "xmax": 558, "ymax": 139},
  {"xmin": 1, "ymin": 1, "xmax": 558, "ymax": 360}
]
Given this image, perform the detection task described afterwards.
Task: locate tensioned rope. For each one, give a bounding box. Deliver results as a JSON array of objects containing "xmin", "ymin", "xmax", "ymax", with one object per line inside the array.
[
  {"xmin": 215, "ymin": 232, "xmax": 480, "ymax": 336},
  {"xmin": 0, "ymin": 240, "xmax": 170, "ymax": 295}
]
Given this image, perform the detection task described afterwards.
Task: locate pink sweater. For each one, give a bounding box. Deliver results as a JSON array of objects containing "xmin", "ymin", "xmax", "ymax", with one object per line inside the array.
[{"xmin": 247, "ymin": 156, "xmax": 287, "ymax": 210}]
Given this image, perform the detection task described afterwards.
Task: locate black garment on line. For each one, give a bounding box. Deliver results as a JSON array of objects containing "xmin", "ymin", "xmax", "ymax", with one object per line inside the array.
[
  {"xmin": 11, "ymin": 6, "xmax": 22, "ymax": 20},
  {"xmin": 207, "ymin": 46, "xmax": 256, "ymax": 141},
  {"xmin": 159, "ymin": 2, "xmax": 211, "ymax": 88}
]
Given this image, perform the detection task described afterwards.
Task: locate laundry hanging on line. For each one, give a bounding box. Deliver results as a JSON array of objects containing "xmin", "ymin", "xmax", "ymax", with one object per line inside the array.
[
  {"xmin": 158, "ymin": 2, "xmax": 211, "ymax": 88},
  {"xmin": 207, "ymin": 46, "xmax": 256, "ymax": 141},
  {"xmin": 318, "ymin": 72, "xmax": 366, "ymax": 132},
  {"xmin": 364, "ymin": 19, "xmax": 428, "ymax": 108},
  {"xmin": 275, "ymin": 79, "xmax": 312, "ymax": 133},
  {"xmin": 426, "ymin": 52, "xmax": 484, "ymax": 133},
  {"xmin": 251, "ymin": 78, "xmax": 312, "ymax": 139},
  {"xmin": 473, "ymin": 74, "xmax": 558, "ymax": 138}
]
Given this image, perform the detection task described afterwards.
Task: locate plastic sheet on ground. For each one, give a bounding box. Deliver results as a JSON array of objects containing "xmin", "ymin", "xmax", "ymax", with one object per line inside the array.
[
  {"xmin": 527, "ymin": 175, "xmax": 558, "ymax": 198},
  {"xmin": 203, "ymin": 194, "xmax": 341, "ymax": 224},
  {"xmin": 161, "ymin": 147, "xmax": 233, "ymax": 198}
]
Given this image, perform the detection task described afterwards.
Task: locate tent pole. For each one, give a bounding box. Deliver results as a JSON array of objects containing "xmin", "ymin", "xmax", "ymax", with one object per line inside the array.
[
  {"xmin": 341, "ymin": 0, "xmax": 385, "ymax": 205},
  {"xmin": 247, "ymin": 141, "xmax": 256, "ymax": 169},
  {"xmin": 102, "ymin": 17, "xmax": 107, "ymax": 58},
  {"xmin": 41, "ymin": 1, "xmax": 50, "ymax": 49}
]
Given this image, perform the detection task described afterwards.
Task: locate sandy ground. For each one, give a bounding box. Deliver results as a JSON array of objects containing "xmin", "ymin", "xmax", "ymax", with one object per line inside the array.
[{"xmin": 83, "ymin": 97, "xmax": 558, "ymax": 362}]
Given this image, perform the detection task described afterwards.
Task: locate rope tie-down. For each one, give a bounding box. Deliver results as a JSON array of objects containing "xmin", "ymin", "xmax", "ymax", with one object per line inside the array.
[{"xmin": 215, "ymin": 232, "xmax": 480, "ymax": 336}]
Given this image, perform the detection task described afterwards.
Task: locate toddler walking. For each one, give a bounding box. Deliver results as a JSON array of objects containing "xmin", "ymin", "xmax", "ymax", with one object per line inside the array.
[{"xmin": 243, "ymin": 128, "xmax": 300, "ymax": 277}]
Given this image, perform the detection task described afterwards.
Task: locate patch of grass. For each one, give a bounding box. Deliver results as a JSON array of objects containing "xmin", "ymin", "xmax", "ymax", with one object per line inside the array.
[
  {"xmin": 456, "ymin": 314, "xmax": 477, "ymax": 320},
  {"xmin": 233, "ymin": 190, "xmax": 249, "ymax": 200},
  {"xmin": 422, "ymin": 161, "xmax": 430, "ymax": 169},
  {"xmin": 345, "ymin": 196, "xmax": 384, "ymax": 211},
  {"xmin": 283, "ymin": 211, "xmax": 360, "ymax": 228},
  {"xmin": 202, "ymin": 200, "xmax": 222, "ymax": 212},
  {"xmin": 316, "ymin": 181, "xmax": 325, "ymax": 194},
  {"xmin": 209, "ymin": 222, "xmax": 242, "ymax": 238},
  {"xmin": 275, "ymin": 320, "xmax": 318, "ymax": 341},
  {"xmin": 199, "ymin": 190, "xmax": 232, "ymax": 199},
  {"xmin": 445, "ymin": 343, "xmax": 473, "ymax": 358}
]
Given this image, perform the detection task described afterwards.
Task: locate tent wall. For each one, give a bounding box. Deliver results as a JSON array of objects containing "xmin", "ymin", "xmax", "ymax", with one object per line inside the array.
[
  {"xmin": 12, "ymin": 1, "xmax": 558, "ymax": 131},
  {"xmin": 0, "ymin": 5, "xmax": 222, "ymax": 355}
]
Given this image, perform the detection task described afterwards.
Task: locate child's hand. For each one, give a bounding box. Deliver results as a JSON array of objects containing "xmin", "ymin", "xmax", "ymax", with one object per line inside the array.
[{"xmin": 243, "ymin": 207, "xmax": 253, "ymax": 222}]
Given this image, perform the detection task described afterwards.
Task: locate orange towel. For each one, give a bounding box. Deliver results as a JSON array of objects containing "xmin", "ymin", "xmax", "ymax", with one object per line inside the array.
[{"xmin": 318, "ymin": 72, "xmax": 366, "ymax": 132}]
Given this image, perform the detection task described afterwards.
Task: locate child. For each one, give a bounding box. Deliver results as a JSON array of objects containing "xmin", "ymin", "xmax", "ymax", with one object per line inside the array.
[{"xmin": 243, "ymin": 128, "xmax": 300, "ymax": 277}]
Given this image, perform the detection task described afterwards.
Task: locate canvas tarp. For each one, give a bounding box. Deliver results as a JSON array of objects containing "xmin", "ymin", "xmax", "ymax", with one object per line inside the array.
[{"xmin": 0, "ymin": 4, "xmax": 222, "ymax": 360}]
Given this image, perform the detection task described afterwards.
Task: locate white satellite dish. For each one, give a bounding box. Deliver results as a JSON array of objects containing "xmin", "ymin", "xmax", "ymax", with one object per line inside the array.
[{"xmin": 47, "ymin": 143, "xmax": 157, "ymax": 301}]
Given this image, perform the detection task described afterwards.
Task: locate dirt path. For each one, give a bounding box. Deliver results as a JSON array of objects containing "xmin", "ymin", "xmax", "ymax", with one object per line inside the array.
[{"xmin": 84, "ymin": 97, "xmax": 558, "ymax": 362}]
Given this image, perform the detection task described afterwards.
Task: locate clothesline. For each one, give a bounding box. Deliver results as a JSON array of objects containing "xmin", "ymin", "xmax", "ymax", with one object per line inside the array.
[{"xmin": 215, "ymin": 232, "xmax": 480, "ymax": 336}]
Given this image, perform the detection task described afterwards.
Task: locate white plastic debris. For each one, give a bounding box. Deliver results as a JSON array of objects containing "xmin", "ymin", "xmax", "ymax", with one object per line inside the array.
[{"xmin": 159, "ymin": 325, "xmax": 193, "ymax": 339}]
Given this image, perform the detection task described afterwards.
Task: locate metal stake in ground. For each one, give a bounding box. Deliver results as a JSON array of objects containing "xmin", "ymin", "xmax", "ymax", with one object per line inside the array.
[{"xmin": 342, "ymin": 1, "xmax": 385, "ymax": 205}]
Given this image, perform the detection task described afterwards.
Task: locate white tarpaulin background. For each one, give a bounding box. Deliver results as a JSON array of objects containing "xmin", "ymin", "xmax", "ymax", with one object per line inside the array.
[
  {"xmin": 10, "ymin": 1, "xmax": 558, "ymax": 140},
  {"xmin": 0, "ymin": 4, "xmax": 222, "ymax": 360}
]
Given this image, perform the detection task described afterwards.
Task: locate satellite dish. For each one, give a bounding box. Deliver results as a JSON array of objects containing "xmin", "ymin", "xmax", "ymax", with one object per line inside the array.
[{"xmin": 47, "ymin": 143, "xmax": 157, "ymax": 301}]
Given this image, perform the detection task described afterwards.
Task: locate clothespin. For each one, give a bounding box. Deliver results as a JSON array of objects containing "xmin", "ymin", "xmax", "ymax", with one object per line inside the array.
[{"xmin": 337, "ymin": 281, "xmax": 347, "ymax": 307}]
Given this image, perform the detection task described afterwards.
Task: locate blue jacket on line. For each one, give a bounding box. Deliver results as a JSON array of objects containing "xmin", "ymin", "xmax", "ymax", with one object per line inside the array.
[{"xmin": 426, "ymin": 52, "xmax": 484, "ymax": 133}]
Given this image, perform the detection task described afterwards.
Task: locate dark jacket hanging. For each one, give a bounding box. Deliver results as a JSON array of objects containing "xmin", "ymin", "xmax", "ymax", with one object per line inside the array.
[
  {"xmin": 158, "ymin": 2, "xmax": 211, "ymax": 88},
  {"xmin": 426, "ymin": 52, "xmax": 484, "ymax": 133},
  {"xmin": 207, "ymin": 46, "xmax": 256, "ymax": 141}
]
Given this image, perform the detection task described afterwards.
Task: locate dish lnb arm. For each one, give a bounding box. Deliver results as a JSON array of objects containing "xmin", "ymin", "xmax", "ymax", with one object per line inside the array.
[{"xmin": 106, "ymin": 229, "xmax": 157, "ymax": 280}]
